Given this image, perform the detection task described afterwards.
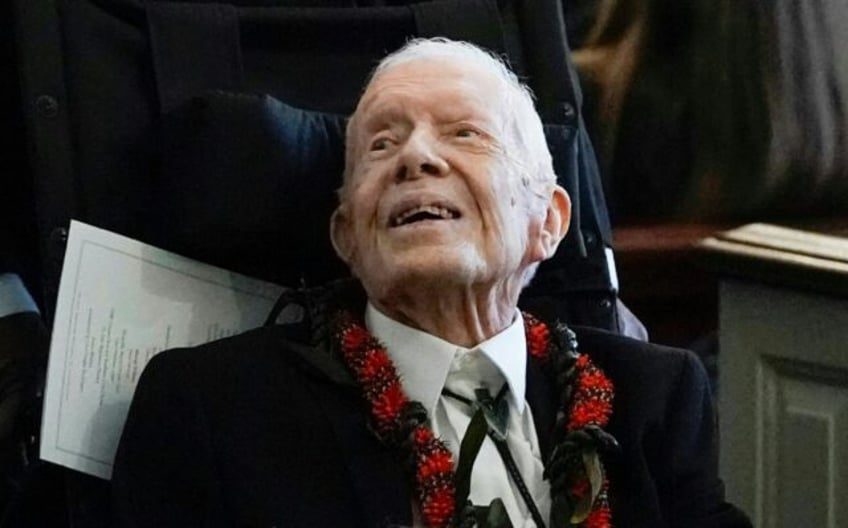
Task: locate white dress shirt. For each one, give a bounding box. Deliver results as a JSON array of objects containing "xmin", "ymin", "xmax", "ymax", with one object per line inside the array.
[{"xmin": 365, "ymin": 303, "xmax": 551, "ymax": 527}]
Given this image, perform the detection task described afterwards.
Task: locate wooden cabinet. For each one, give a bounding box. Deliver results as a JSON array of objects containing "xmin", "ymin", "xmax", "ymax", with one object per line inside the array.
[{"xmin": 700, "ymin": 224, "xmax": 848, "ymax": 528}]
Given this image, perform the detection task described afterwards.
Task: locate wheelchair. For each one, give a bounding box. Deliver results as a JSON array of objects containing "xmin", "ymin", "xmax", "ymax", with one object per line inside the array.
[{"xmin": 3, "ymin": 1, "xmax": 629, "ymax": 525}]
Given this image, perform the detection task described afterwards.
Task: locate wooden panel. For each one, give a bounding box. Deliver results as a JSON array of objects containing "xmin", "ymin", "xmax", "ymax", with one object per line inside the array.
[{"xmin": 760, "ymin": 358, "xmax": 848, "ymax": 528}]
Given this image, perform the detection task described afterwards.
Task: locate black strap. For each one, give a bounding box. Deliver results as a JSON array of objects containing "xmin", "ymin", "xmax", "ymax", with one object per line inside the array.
[
  {"xmin": 512, "ymin": 0, "xmax": 580, "ymax": 124},
  {"xmin": 147, "ymin": 2, "xmax": 243, "ymax": 113},
  {"xmin": 264, "ymin": 287, "xmax": 300, "ymax": 327},
  {"xmin": 443, "ymin": 385, "xmax": 547, "ymax": 528}
]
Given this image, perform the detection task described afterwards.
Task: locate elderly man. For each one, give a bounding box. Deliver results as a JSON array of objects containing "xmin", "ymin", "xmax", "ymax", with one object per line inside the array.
[{"xmin": 112, "ymin": 39, "xmax": 749, "ymax": 528}]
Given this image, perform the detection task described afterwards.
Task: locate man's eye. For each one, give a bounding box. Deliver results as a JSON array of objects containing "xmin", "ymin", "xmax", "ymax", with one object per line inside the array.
[
  {"xmin": 455, "ymin": 128, "xmax": 480, "ymax": 138},
  {"xmin": 370, "ymin": 138, "xmax": 393, "ymax": 151}
]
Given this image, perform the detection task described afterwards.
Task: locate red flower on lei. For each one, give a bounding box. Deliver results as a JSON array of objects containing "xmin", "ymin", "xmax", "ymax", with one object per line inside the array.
[{"xmin": 335, "ymin": 311, "xmax": 615, "ymax": 527}]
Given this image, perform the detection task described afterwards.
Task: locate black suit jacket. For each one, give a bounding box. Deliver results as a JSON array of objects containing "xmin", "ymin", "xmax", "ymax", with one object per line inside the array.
[{"xmin": 112, "ymin": 318, "xmax": 750, "ymax": 528}]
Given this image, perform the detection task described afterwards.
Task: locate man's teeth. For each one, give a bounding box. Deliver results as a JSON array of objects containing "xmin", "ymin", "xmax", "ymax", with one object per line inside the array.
[{"xmin": 393, "ymin": 205, "xmax": 457, "ymax": 226}]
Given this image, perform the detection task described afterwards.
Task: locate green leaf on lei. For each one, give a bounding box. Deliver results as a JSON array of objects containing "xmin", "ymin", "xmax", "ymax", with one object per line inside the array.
[{"xmin": 570, "ymin": 449, "xmax": 603, "ymax": 524}]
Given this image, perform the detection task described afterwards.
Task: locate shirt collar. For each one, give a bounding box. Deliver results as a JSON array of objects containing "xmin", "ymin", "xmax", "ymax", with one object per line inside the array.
[{"xmin": 365, "ymin": 303, "xmax": 527, "ymax": 414}]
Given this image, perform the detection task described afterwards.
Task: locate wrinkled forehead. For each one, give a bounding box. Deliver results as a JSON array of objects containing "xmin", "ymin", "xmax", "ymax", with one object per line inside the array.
[{"xmin": 350, "ymin": 57, "xmax": 510, "ymax": 135}]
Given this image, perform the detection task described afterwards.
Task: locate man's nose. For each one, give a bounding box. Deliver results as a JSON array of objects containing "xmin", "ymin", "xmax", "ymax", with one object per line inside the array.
[{"xmin": 395, "ymin": 133, "xmax": 449, "ymax": 181}]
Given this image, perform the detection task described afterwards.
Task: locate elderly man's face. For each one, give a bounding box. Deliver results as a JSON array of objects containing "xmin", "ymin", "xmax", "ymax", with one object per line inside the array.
[{"xmin": 331, "ymin": 58, "xmax": 562, "ymax": 298}]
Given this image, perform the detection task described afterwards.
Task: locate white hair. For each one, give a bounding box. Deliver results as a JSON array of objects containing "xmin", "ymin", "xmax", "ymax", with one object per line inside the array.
[{"xmin": 343, "ymin": 38, "xmax": 556, "ymax": 202}]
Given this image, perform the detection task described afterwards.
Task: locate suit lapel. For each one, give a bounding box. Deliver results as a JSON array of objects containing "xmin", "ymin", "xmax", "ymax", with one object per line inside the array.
[
  {"xmin": 307, "ymin": 340, "xmax": 413, "ymax": 528},
  {"xmin": 525, "ymin": 353, "xmax": 559, "ymax": 463}
]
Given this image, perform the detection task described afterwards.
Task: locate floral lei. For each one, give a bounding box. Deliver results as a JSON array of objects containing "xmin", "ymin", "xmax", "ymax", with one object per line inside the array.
[{"xmin": 334, "ymin": 310, "xmax": 616, "ymax": 528}]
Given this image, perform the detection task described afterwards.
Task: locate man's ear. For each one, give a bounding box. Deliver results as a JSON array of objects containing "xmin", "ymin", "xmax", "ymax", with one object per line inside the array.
[
  {"xmin": 330, "ymin": 204, "xmax": 355, "ymax": 265},
  {"xmin": 534, "ymin": 185, "xmax": 571, "ymax": 261}
]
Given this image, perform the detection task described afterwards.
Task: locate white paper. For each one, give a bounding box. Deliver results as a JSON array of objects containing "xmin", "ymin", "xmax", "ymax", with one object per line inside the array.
[{"xmin": 40, "ymin": 220, "xmax": 286, "ymax": 479}]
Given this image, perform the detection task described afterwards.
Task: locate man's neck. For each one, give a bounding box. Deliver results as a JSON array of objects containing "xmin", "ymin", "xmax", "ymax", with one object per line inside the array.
[{"xmin": 367, "ymin": 282, "xmax": 520, "ymax": 348}]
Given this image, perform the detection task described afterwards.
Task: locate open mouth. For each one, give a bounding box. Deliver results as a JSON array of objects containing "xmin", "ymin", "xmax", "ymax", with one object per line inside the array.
[{"xmin": 390, "ymin": 204, "xmax": 461, "ymax": 227}]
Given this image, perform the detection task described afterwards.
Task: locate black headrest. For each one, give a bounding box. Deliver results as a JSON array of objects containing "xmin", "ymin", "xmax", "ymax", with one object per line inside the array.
[{"xmin": 156, "ymin": 90, "xmax": 348, "ymax": 285}]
